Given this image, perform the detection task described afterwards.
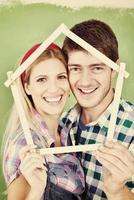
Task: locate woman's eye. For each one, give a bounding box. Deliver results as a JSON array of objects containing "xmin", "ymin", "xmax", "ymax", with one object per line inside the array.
[{"xmin": 36, "ymin": 78, "xmax": 46, "ymax": 82}]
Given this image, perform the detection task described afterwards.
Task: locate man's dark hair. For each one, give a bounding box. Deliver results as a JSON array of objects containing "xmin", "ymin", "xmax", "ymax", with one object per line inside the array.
[{"xmin": 62, "ymin": 19, "xmax": 119, "ymax": 62}]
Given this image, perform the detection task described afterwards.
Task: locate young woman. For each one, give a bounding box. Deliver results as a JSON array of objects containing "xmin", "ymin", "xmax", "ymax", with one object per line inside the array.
[{"xmin": 2, "ymin": 43, "xmax": 85, "ymax": 200}]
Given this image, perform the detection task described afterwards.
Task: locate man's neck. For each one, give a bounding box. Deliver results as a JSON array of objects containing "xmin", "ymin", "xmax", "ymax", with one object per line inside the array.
[{"xmin": 81, "ymin": 88, "xmax": 114, "ymax": 124}]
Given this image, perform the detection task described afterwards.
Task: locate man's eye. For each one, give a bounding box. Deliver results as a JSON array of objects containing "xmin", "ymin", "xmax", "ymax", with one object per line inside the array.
[
  {"xmin": 36, "ymin": 78, "xmax": 46, "ymax": 82},
  {"xmin": 92, "ymin": 67, "xmax": 104, "ymax": 73},
  {"xmin": 95, "ymin": 67, "xmax": 102, "ymax": 70},
  {"xmin": 58, "ymin": 75, "xmax": 67, "ymax": 79},
  {"xmin": 69, "ymin": 67, "xmax": 80, "ymax": 72}
]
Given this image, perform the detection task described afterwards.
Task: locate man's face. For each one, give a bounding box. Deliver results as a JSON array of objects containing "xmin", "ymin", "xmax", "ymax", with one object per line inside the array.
[{"xmin": 68, "ymin": 50, "xmax": 115, "ymax": 110}]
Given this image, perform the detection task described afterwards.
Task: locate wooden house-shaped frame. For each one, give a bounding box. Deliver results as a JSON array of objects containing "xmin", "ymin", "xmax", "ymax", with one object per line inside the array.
[{"xmin": 4, "ymin": 23, "xmax": 130, "ymax": 155}]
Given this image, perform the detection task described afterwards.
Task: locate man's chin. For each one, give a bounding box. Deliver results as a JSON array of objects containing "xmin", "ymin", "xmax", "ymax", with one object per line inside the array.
[
  {"xmin": 75, "ymin": 95, "xmax": 101, "ymax": 108},
  {"xmin": 77, "ymin": 101, "xmax": 94, "ymax": 109}
]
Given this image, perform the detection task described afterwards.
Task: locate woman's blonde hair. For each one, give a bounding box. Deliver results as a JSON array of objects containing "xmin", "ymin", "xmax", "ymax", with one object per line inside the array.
[{"xmin": 2, "ymin": 44, "xmax": 67, "ymax": 179}]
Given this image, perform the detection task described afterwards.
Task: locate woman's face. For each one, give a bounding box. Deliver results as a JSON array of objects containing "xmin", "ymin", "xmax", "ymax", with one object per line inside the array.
[{"xmin": 25, "ymin": 58, "xmax": 70, "ymax": 117}]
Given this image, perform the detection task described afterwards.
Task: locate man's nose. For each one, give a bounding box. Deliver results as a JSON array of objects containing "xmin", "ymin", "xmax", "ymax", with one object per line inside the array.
[{"xmin": 80, "ymin": 70, "xmax": 92, "ymax": 86}]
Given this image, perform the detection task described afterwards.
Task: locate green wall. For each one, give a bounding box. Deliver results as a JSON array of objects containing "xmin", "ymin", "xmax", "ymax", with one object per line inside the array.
[{"xmin": 0, "ymin": 3, "xmax": 134, "ymax": 199}]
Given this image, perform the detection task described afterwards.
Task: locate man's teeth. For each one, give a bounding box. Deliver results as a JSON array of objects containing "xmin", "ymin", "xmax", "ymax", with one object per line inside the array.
[
  {"xmin": 80, "ymin": 88, "xmax": 96, "ymax": 94},
  {"xmin": 44, "ymin": 96, "xmax": 62, "ymax": 102}
]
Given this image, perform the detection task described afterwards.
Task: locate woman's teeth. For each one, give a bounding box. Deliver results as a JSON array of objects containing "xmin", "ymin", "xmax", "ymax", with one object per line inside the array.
[{"xmin": 44, "ymin": 96, "xmax": 62, "ymax": 103}]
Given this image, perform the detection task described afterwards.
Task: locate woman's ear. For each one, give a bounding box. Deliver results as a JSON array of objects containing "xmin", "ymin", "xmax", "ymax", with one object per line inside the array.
[{"xmin": 24, "ymin": 83, "xmax": 31, "ymax": 95}]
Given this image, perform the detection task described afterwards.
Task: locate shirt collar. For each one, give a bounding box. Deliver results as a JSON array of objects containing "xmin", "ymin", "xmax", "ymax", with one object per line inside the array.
[
  {"xmin": 33, "ymin": 111, "xmax": 55, "ymax": 148},
  {"xmin": 97, "ymin": 101, "xmax": 113, "ymax": 131},
  {"xmin": 66, "ymin": 99, "xmax": 133, "ymax": 133},
  {"xmin": 85, "ymin": 99, "xmax": 134, "ymax": 132}
]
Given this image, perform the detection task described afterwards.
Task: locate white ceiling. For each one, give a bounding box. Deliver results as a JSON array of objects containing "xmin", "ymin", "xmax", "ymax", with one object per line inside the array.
[{"xmin": 1, "ymin": 0, "xmax": 134, "ymax": 8}]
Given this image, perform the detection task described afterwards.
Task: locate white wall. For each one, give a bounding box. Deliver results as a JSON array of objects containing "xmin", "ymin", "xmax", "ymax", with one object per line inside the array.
[{"xmin": 1, "ymin": 0, "xmax": 134, "ymax": 9}]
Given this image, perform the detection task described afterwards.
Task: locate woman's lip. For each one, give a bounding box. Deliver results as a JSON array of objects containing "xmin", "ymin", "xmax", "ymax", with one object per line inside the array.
[{"xmin": 43, "ymin": 95, "xmax": 62, "ymax": 103}]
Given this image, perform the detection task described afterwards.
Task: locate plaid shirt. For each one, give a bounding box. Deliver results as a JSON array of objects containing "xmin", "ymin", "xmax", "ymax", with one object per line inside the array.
[
  {"xmin": 60, "ymin": 99, "xmax": 134, "ymax": 200},
  {"xmin": 3, "ymin": 112, "xmax": 85, "ymax": 195}
]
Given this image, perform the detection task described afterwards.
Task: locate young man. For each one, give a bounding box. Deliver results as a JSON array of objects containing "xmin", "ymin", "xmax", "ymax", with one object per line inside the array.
[{"xmin": 61, "ymin": 19, "xmax": 134, "ymax": 200}]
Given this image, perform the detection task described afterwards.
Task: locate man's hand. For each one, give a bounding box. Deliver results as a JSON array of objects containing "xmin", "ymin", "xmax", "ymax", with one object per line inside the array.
[{"xmin": 95, "ymin": 141, "xmax": 134, "ymax": 199}]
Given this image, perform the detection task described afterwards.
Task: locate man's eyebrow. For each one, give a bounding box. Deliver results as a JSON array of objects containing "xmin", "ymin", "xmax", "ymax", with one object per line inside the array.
[
  {"xmin": 68, "ymin": 63, "xmax": 106, "ymax": 67},
  {"xmin": 68, "ymin": 64, "xmax": 81, "ymax": 67},
  {"xmin": 89, "ymin": 63, "xmax": 106, "ymax": 67}
]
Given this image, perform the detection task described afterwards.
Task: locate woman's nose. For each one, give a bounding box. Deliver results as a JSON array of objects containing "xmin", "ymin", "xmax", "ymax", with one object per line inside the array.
[{"xmin": 48, "ymin": 80, "xmax": 59, "ymax": 93}]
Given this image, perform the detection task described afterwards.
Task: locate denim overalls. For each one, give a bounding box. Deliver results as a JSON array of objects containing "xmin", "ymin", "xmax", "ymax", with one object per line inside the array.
[{"xmin": 43, "ymin": 177, "xmax": 82, "ymax": 200}]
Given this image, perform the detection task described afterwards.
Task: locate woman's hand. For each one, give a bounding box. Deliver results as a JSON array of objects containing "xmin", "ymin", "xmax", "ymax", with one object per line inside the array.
[{"xmin": 19, "ymin": 145, "xmax": 47, "ymax": 199}]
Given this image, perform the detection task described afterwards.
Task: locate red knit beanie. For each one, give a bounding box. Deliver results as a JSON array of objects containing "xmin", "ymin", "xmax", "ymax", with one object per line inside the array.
[{"xmin": 20, "ymin": 43, "xmax": 61, "ymax": 83}]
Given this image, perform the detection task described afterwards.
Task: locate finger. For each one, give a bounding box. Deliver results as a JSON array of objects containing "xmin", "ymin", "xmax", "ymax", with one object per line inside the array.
[
  {"xmin": 26, "ymin": 152, "xmax": 46, "ymax": 166},
  {"xmin": 20, "ymin": 160, "xmax": 45, "ymax": 175},
  {"xmin": 21, "ymin": 155, "xmax": 45, "ymax": 169},
  {"xmin": 102, "ymin": 167, "xmax": 110, "ymax": 179},
  {"xmin": 20, "ymin": 154, "xmax": 46, "ymax": 174},
  {"xmin": 20, "ymin": 148, "xmax": 46, "ymax": 168},
  {"xmin": 24, "ymin": 153, "xmax": 45, "ymax": 164},
  {"xmin": 19, "ymin": 145, "xmax": 37, "ymax": 160},
  {"xmin": 105, "ymin": 141, "xmax": 134, "ymax": 161},
  {"xmin": 33, "ymin": 168, "xmax": 47, "ymax": 180},
  {"xmin": 98, "ymin": 142, "xmax": 134, "ymax": 170},
  {"xmin": 20, "ymin": 166, "xmax": 47, "ymax": 186},
  {"xmin": 96, "ymin": 151, "xmax": 133, "ymax": 180},
  {"xmin": 96, "ymin": 154, "xmax": 127, "ymax": 181},
  {"xmin": 20, "ymin": 159, "xmax": 45, "ymax": 172}
]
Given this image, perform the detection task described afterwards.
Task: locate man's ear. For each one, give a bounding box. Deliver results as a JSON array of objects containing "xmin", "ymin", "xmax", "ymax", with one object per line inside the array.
[
  {"xmin": 112, "ymin": 59, "xmax": 120, "ymax": 78},
  {"xmin": 111, "ymin": 69, "xmax": 117, "ymax": 78},
  {"xmin": 24, "ymin": 83, "xmax": 31, "ymax": 95},
  {"xmin": 116, "ymin": 59, "xmax": 120, "ymax": 65}
]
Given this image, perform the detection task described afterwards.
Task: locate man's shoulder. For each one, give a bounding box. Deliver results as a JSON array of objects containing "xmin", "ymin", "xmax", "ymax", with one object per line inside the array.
[
  {"xmin": 119, "ymin": 99, "xmax": 134, "ymax": 123},
  {"xmin": 120, "ymin": 99, "xmax": 134, "ymax": 113}
]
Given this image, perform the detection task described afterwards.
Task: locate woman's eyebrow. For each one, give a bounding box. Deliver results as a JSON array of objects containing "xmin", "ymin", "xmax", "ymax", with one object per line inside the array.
[{"xmin": 34, "ymin": 75, "xmax": 47, "ymax": 79}]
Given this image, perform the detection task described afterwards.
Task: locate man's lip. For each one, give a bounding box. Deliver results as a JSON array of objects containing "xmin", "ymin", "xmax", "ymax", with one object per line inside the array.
[{"xmin": 78, "ymin": 87, "xmax": 98, "ymax": 94}]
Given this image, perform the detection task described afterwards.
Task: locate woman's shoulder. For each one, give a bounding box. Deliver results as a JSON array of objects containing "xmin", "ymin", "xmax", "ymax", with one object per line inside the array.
[
  {"xmin": 3, "ymin": 126, "xmax": 43, "ymax": 185},
  {"xmin": 8, "ymin": 125, "xmax": 45, "ymax": 151},
  {"xmin": 9, "ymin": 126, "xmax": 27, "ymax": 146}
]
